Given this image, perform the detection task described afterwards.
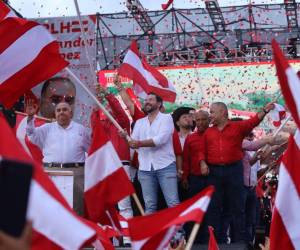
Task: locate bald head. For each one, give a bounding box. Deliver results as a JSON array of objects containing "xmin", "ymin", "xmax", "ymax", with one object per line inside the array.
[
  {"xmin": 194, "ymin": 110, "xmax": 209, "ymax": 132},
  {"xmin": 210, "ymin": 102, "xmax": 228, "ymax": 126},
  {"xmin": 55, "ymin": 102, "xmax": 73, "ymax": 128}
]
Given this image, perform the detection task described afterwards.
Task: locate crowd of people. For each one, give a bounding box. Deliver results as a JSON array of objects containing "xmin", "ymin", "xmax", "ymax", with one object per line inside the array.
[{"xmin": 7, "ymin": 75, "xmax": 293, "ymax": 249}]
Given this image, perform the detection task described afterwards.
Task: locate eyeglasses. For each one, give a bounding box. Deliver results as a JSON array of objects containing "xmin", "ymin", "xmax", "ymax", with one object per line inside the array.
[{"xmin": 49, "ymin": 95, "xmax": 75, "ymax": 105}]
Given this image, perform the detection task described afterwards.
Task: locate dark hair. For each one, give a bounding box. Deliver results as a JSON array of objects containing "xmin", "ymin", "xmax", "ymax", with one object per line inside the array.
[
  {"xmin": 231, "ymin": 117, "xmax": 244, "ymax": 121},
  {"xmin": 148, "ymin": 92, "xmax": 163, "ymax": 108},
  {"xmin": 41, "ymin": 77, "xmax": 75, "ymax": 98}
]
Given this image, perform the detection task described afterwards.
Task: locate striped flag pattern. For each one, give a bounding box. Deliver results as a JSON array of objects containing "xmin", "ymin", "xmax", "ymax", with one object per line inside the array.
[
  {"xmin": 84, "ymin": 111, "xmax": 135, "ymax": 225},
  {"xmin": 0, "ymin": 113, "xmax": 105, "ymax": 250},
  {"xmin": 119, "ymin": 40, "xmax": 176, "ymax": 102},
  {"xmin": 270, "ymin": 40, "xmax": 300, "ymax": 250},
  {"xmin": 128, "ymin": 186, "xmax": 214, "ymax": 250},
  {"xmin": 0, "ymin": 9, "xmax": 68, "ymax": 107}
]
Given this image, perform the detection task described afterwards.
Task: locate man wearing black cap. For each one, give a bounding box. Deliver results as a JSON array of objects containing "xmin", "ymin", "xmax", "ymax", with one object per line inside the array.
[
  {"xmin": 172, "ymin": 107, "xmax": 195, "ymax": 181},
  {"xmin": 172, "ymin": 107, "xmax": 195, "ymax": 204},
  {"xmin": 172, "ymin": 107, "xmax": 195, "ymax": 148}
]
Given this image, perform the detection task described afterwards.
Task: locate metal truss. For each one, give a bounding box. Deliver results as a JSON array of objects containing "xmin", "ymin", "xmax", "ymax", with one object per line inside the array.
[
  {"xmin": 205, "ymin": 0, "xmax": 226, "ymax": 31},
  {"xmin": 284, "ymin": 0, "xmax": 299, "ymax": 29},
  {"xmin": 126, "ymin": 0, "xmax": 154, "ymax": 33},
  {"xmin": 96, "ymin": 3, "xmax": 300, "ymax": 69}
]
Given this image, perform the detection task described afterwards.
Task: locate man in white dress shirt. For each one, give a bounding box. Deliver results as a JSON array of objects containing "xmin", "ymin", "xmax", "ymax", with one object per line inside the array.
[
  {"xmin": 129, "ymin": 92, "xmax": 180, "ymax": 214},
  {"xmin": 26, "ymin": 102, "xmax": 91, "ymax": 215}
]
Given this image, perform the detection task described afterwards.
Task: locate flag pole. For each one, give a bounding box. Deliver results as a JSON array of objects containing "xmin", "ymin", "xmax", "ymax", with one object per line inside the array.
[
  {"xmin": 67, "ymin": 67, "xmax": 146, "ymax": 215},
  {"xmin": 132, "ymin": 193, "xmax": 145, "ymax": 215},
  {"xmin": 66, "ymin": 67, "xmax": 124, "ymax": 131},
  {"xmin": 71, "ymin": 0, "xmax": 131, "ymax": 140},
  {"xmin": 255, "ymin": 113, "xmax": 291, "ymax": 185},
  {"xmin": 185, "ymin": 222, "xmax": 200, "ymax": 250},
  {"xmin": 73, "ymin": 0, "xmax": 97, "ymax": 83},
  {"xmin": 15, "ymin": 111, "xmax": 53, "ymax": 122}
]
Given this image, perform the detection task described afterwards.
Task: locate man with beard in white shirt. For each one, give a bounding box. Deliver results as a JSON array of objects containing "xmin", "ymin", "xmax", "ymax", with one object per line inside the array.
[{"xmin": 128, "ymin": 92, "xmax": 180, "ymax": 214}]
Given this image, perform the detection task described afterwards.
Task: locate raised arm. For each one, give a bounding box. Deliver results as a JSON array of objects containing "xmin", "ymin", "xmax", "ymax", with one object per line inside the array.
[
  {"xmin": 239, "ymin": 103, "xmax": 275, "ymax": 137},
  {"xmin": 113, "ymin": 75, "xmax": 135, "ymax": 116}
]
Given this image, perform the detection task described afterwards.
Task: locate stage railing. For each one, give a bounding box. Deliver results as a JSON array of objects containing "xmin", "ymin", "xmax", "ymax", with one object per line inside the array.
[{"xmin": 143, "ymin": 45, "xmax": 299, "ymax": 66}]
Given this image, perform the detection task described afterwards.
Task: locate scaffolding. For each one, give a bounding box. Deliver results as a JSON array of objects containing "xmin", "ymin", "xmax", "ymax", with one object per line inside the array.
[{"xmin": 96, "ymin": 3, "xmax": 300, "ymax": 69}]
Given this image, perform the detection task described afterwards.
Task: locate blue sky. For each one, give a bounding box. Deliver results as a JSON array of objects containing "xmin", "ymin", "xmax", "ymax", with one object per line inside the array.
[{"xmin": 10, "ymin": 0, "xmax": 293, "ymax": 18}]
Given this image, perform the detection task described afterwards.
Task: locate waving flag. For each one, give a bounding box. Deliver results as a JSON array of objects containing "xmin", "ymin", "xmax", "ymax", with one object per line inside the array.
[
  {"xmin": 0, "ymin": 0, "xmax": 15, "ymax": 21},
  {"xmin": 208, "ymin": 226, "xmax": 219, "ymax": 250},
  {"xmin": 0, "ymin": 113, "xmax": 112, "ymax": 250},
  {"xmin": 128, "ymin": 186, "xmax": 214, "ymax": 250},
  {"xmin": 270, "ymin": 40, "xmax": 300, "ymax": 250},
  {"xmin": 269, "ymin": 103, "xmax": 286, "ymax": 127},
  {"xmin": 119, "ymin": 40, "xmax": 176, "ymax": 102},
  {"xmin": 84, "ymin": 111, "xmax": 135, "ymax": 225},
  {"xmin": 0, "ymin": 17, "xmax": 68, "ymax": 108}
]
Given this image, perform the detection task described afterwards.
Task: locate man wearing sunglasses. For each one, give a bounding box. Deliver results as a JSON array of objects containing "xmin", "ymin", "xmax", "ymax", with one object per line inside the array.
[
  {"xmin": 26, "ymin": 102, "xmax": 91, "ymax": 215},
  {"xmin": 40, "ymin": 77, "xmax": 76, "ymax": 119}
]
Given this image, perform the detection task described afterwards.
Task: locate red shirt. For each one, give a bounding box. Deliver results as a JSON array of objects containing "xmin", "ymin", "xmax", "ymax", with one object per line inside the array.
[
  {"xmin": 95, "ymin": 94, "xmax": 131, "ymax": 161},
  {"xmin": 132, "ymin": 104, "xmax": 182, "ymax": 155},
  {"xmin": 182, "ymin": 131, "xmax": 205, "ymax": 180},
  {"xmin": 172, "ymin": 131, "xmax": 183, "ymax": 156},
  {"xmin": 204, "ymin": 114, "xmax": 261, "ymax": 165}
]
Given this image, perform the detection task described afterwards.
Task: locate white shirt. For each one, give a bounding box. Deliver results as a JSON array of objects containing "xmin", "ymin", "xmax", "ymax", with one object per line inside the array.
[
  {"xmin": 179, "ymin": 132, "xmax": 190, "ymax": 149},
  {"xmin": 131, "ymin": 112, "xmax": 175, "ymax": 171},
  {"xmin": 242, "ymin": 139, "xmax": 265, "ymax": 187},
  {"xmin": 27, "ymin": 119, "xmax": 91, "ymax": 163},
  {"xmin": 244, "ymin": 151, "xmax": 261, "ymax": 187}
]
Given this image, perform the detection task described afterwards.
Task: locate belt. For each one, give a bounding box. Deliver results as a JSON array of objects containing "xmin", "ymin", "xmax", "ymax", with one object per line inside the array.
[
  {"xmin": 209, "ymin": 160, "xmax": 241, "ymax": 167},
  {"xmin": 122, "ymin": 161, "xmax": 130, "ymax": 166},
  {"xmin": 44, "ymin": 162, "xmax": 84, "ymax": 168}
]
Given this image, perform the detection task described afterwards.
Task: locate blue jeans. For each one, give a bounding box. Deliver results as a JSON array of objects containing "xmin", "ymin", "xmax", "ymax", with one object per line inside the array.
[{"xmin": 138, "ymin": 162, "xmax": 179, "ymax": 214}]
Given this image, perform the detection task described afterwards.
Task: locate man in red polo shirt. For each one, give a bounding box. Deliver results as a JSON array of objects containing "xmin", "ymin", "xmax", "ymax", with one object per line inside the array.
[
  {"xmin": 182, "ymin": 110, "xmax": 210, "ymax": 243},
  {"xmin": 202, "ymin": 102, "xmax": 274, "ymax": 244},
  {"xmin": 182, "ymin": 110, "xmax": 210, "ymax": 195}
]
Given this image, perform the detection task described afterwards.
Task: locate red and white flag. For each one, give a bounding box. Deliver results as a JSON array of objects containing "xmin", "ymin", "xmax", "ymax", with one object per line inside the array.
[
  {"xmin": 84, "ymin": 111, "xmax": 135, "ymax": 224},
  {"xmin": 0, "ymin": 16, "xmax": 68, "ymax": 108},
  {"xmin": 101, "ymin": 213, "xmax": 130, "ymax": 239},
  {"xmin": 0, "ymin": 0, "xmax": 15, "ymax": 21},
  {"xmin": 126, "ymin": 87, "xmax": 143, "ymax": 111},
  {"xmin": 271, "ymin": 40, "xmax": 300, "ymax": 129},
  {"xmin": 269, "ymin": 103, "xmax": 286, "ymax": 127},
  {"xmin": 0, "ymin": 113, "xmax": 115, "ymax": 250},
  {"xmin": 14, "ymin": 113, "xmax": 45, "ymax": 164},
  {"xmin": 119, "ymin": 40, "xmax": 176, "ymax": 102},
  {"xmin": 128, "ymin": 186, "xmax": 214, "ymax": 250},
  {"xmin": 208, "ymin": 226, "xmax": 219, "ymax": 250},
  {"xmin": 269, "ymin": 40, "xmax": 300, "ymax": 250}
]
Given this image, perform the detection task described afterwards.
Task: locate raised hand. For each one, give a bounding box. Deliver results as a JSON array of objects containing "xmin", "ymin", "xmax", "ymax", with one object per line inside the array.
[{"xmin": 25, "ymin": 99, "xmax": 38, "ymax": 121}]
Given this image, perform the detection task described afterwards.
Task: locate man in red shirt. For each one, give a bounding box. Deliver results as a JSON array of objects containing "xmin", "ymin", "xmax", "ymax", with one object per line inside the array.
[
  {"xmin": 172, "ymin": 107, "xmax": 195, "ymax": 202},
  {"xmin": 182, "ymin": 110, "xmax": 209, "ymax": 195},
  {"xmin": 172, "ymin": 107, "xmax": 195, "ymax": 149},
  {"xmin": 202, "ymin": 102, "xmax": 274, "ymax": 244},
  {"xmin": 182, "ymin": 110, "xmax": 210, "ymax": 243}
]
